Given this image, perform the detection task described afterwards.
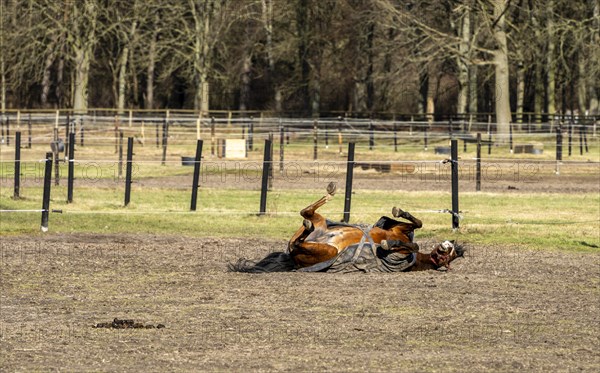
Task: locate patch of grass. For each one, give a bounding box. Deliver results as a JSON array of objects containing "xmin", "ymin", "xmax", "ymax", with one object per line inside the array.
[{"xmin": 1, "ymin": 184, "xmax": 598, "ymax": 253}]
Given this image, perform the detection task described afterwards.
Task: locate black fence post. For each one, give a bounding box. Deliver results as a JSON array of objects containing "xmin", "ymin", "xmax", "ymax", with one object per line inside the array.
[
  {"xmin": 568, "ymin": 118, "xmax": 573, "ymax": 156},
  {"xmin": 161, "ymin": 117, "xmax": 168, "ymax": 165},
  {"xmin": 463, "ymin": 119, "xmax": 468, "ymax": 152},
  {"xmin": 67, "ymin": 132, "xmax": 75, "ymax": 203},
  {"xmin": 65, "ymin": 112, "xmax": 70, "ymax": 156},
  {"xmin": 279, "ymin": 123, "xmax": 284, "ymax": 174},
  {"xmin": 211, "ymin": 116, "xmax": 216, "ymax": 156},
  {"xmin": 80, "ymin": 116, "xmax": 85, "ymax": 147},
  {"xmin": 451, "ymin": 139, "xmax": 459, "ymax": 230},
  {"xmin": 53, "ymin": 132, "xmax": 60, "ymax": 186},
  {"xmin": 393, "ymin": 122, "xmax": 398, "ymax": 152},
  {"xmin": 487, "ymin": 116, "xmax": 492, "ymax": 155},
  {"xmin": 249, "ymin": 116, "xmax": 254, "ymax": 151},
  {"xmin": 579, "ymin": 124, "xmax": 584, "ymax": 155},
  {"xmin": 190, "ymin": 139, "xmax": 204, "ymax": 211},
  {"xmin": 509, "ymin": 122, "xmax": 514, "ymax": 153},
  {"xmin": 124, "ymin": 137, "xmax": 134, "ymax": 206},
  {"xmin": 338, "ymin": 118, "xmax": 343, "ymax": 155},
  {"xmin": 118, "ymin": 130, "xmax": 124, "ymax": 179},
  {"xmin": 268, "ymin": 132, "xmax": 274, "ymax": 190},
  {"xmin": 156, "ymin": 121, "xmax": 160, "ymax": 148},
  {"xmin": 556, "ymin": 125, "xmax": 563, "ymax": 161},
  {"xmin": 41, "ymin": 152, "xmax": 53, "ymax": 232},
  {"xmin": 259, "ymin": 139, "xmax": 272, "ymax": 215},
  {"xmin": 583, "ymin": 122, "xmax": 589, "ymax": 153},
  {"xmin": 369, "ymin": 120, "xmax": 374, "ymax": 150},
  {"xmin": 342, "ymin": 142, "xmax": 355, "ymax": 223},
  {"xmin": 476, "ymin": 133, "xmax": 481, "ymax": 192},
  {"xmin": 13, "ymin": 132, "xmax": 21, "ymax": 199},
  {"xmin": 28, "ymin": 114, "xmax": 32, "ymax": 148},
  {"xmin": 313, "ymin": 119, "xmax": 318, "ymax": 160}
]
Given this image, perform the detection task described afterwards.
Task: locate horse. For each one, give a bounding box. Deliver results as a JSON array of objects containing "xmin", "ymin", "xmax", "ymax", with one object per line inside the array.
[
  {"xmin": 229, "ymin": 183, "xmax": 465, "ymax": 273},
  {"xmin": 287, "ymin": 182, "xmax": 423, "ymax": 268},
  {"xmin": 229, "ymin": 237, "xmax": 464, "ymax": 273}
]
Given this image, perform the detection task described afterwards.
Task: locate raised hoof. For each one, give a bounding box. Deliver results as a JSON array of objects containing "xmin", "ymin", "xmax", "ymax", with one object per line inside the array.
[
  {"xmin": 381, "ymin": 240, "xmax": 390, "ymax": 250},
  {"xmin": 392, "ymin": 206, "xmax": 405, "ymax": 218},
  {"xmin": 326, "ymin": 182, "xmax": 337, "ymax": 196},
  {"xmin": 303, "ymin": 219, "xmax": 313, "ymax": 230}
]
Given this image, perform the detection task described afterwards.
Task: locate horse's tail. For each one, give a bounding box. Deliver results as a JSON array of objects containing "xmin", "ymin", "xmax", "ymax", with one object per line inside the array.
[{"xmin": 228, "ymin": 252, "xmax": 296, "ymax": 273}]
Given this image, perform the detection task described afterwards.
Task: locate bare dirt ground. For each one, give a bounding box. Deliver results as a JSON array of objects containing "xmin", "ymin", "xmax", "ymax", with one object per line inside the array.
[{"xmin": 1, "ymin": 234, "xmax": 598, "ymax": 372}]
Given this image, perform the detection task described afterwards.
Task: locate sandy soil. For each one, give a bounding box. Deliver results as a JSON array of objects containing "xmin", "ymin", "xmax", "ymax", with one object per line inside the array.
[{"xmin": 1, "ymin": 234, "xmax": 598, "ymax": 372}]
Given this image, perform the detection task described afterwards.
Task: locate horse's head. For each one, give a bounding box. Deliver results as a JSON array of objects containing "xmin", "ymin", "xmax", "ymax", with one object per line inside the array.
[{"xmin": 430, "ymin": 240, "xmax": 465, "ymax": 270}]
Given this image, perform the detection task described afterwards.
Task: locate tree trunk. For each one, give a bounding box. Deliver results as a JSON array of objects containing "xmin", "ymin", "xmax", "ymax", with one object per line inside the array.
[
  {"xmin": 532, "ymin": 10, "xmax": 544, "ymax": 122},
  {"xmin": 365, "ymin": 22, "xmax": 375, "ymax": 112},
  {"xmin": 192, "ymin": 0, "xmax": 215, "ymax": 113},
  {"xmin": 577, "ymin": 52, "xmax": 587, "ymax": 114},
  {"xmin": 587, "ymin": 0, "xmax": 599, "ymax": 114},
  {"xmin": 41, "ymin": 38, "xmax": 58, "ymax": 107},
  {"xmin": 310, "ymin": 65, "xmax": 321, "ymax": 117},
  {"xmin": 426, "ymin": 63, "xmax": 439, "ymax": 121},
  {"xmin": 516, "ymin": 64, "xmax": 525, "ymax": 124},
  {"xmin": 56, "ymin": 44, "xmax": 65, "ymax": 108},
  {"xmin": 239, "ymin": 54, "xmax": 251, "ymax": 111},
  {"xmin": 468, "ymin": 65, "xmax": 478, "ymax": 114},
  {"xmin": 297, "ymin": 0, "xmax": 310, "ymax": 114},
  {"xmin": 261, "ymin": 0, "xmax": 281, "ymax": 112},
  {"xmin": 534, "ymin": 63, "xmax": 544, "ymax": 121},
  {"xmin": 418, "ymin": 71, "xmax": 427, "ymax": 115},
  {"xmin": 546, "ymin": 0, "xmax": 556, "ymax": 115},
  {"xmin": 457, "ymin": 8, "xmax": 471, "ymax": 115},
  {"xmin": 146, "ymin": 24, "xmax": 157, "ymax": 110},
  {"xmin": 492, "ymin": 0, "xmax": 512, "ymax": 140},
  {"xmin": 117, "ymin": 48, "xmax": 129, "ymax": 114},
  {"xmin": 0, "ymin": 2, "xmax": 5, "ymax": 112},
  {"xmin": 381, "ymin": 28, "xmax": 395, "ymax": 111},
  {"xmin": 73, "ymin": 47, "xmax": 91, "ymax": 113},
  {"xmin": 117, "ymin": 20, "xmax": 138, "ymax": 114},
  {"xmin": 1, "ymin": 53, "xmax": 5, "ymax": 112}
]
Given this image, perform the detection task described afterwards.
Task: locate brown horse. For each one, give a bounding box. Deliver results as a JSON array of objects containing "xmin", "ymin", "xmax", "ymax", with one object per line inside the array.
[
  {"xmin": 229, "ymin": 183, "xmax": 464, "ymax": 273},
  {"xmin": 287, "ymin": 182, "xmax": 423, "ymax": 268}
]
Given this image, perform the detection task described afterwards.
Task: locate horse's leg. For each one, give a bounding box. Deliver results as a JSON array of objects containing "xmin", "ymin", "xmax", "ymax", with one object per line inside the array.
[
  {"xmin": 288, "ymin": 182, "xmax": 337, "ymax": 253},
  {"xmin": 291, "ymin": 242, "xmax": 339, "ymax": 267},
  {"xmin": 380, "ymin": 239, "xmax": 420, "ymax": 253},
  {"xmin": 300, "ymin": 182, "xmax": 336, "ymax": 231},
  {"xmin": 392, "ymin": 207, "xmax": 423, "ymax": 229}
]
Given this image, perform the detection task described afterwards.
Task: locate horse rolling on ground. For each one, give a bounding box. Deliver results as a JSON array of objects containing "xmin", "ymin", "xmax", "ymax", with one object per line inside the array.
[
  {"xmin": 229, "ymin": 183, "xmax": 464, "ymax": 273},
  {"xmin": 287, "ymin": 182, "xmax": 422, "ymax": 268}
]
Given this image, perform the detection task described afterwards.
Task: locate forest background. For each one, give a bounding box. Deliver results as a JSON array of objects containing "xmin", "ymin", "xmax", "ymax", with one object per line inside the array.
[{"xmin": 0, "ymin": 0, "xmax": 598, "ymax": 134}]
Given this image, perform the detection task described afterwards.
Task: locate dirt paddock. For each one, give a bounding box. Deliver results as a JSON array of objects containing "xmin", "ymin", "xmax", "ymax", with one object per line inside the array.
[{"xmin": 1, "ymin": 234, "xmax": 598, "ymax": 372}]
